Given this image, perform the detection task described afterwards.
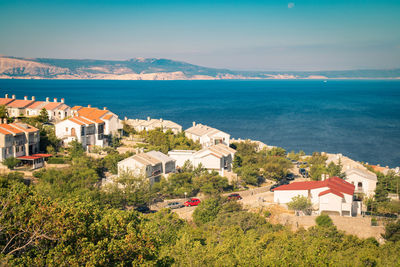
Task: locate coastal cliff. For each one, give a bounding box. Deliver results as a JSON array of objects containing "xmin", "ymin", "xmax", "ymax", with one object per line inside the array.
[{"xmin": 1, "ymin": 56, "xmax": 399, "ymax": 80}]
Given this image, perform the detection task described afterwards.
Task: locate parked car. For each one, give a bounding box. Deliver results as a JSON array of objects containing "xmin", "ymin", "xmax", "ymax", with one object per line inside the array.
[
  {"xmin": 286, "ymin": 173, "xmax": 295, "ymax": 180},
  {"xmin": 166, "ymin": 202, "xmax": 184, "ymax": 209},
  {"xmin": 134, "ymin": 206, "xmax": 155, "ymax": 214},
  {"xmin": 227, "ymin": 193, "xmax": 242, "ymax": 200},
  {"xmin": 270, "ymin": 184, "xmax": 280, "ymax": 191},
  {"xmin": 184, "ymin": 198, "xmax": 201, "ymax": 206}
]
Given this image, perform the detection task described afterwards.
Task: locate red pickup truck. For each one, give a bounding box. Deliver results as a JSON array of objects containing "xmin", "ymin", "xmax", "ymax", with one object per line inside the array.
[{"xmin": 184, "ymin": 198, "xmax": 201, "ymax": 206}]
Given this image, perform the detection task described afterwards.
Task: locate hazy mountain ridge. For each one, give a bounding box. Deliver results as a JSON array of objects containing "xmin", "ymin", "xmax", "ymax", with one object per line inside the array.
[{"xmin": 0, "ymin": 56, "xmax": 399, "ymax": 80}]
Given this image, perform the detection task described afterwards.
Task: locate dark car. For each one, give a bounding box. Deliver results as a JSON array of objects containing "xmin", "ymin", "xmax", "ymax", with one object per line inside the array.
[
  {"xmin": 227, "ymin": 193, "xmax": 242, "ymax": 200},
  {"xmin": 270, "ymin": 184, "xmax": 280, "ymax": 191},
  {"xmin": 134, "ymin": 206, "xmax": 155, "ymax": 214},
  {"xmin": 286, "ymin": 173, "xmax": 295, "ymax": 180}
]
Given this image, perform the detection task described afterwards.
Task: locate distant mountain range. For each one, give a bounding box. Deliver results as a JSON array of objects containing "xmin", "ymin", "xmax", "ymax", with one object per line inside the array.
[{"xmin": 0, "ymin": 56, "xmax": 399, "ymax": 80}]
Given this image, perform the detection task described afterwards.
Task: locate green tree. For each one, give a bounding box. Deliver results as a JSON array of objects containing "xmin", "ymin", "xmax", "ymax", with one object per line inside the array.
[
  {"xmin": 267, "ymin": 147, "xmax": 287, "ymax": 157},
  {"xmin": 2, "ymin": 157, "xmax": 20, "ymax": 170},
  {"xmin": 316, "ymin": 214, "xmax": 334, "ymax": 227},
  {"xmin": 38, "ymin": 108, "xmax": 49, "ymax": 123},
  {"xmin": 68, "ymin": 140, "xmax": 85, "ymax": 158},
  {"xmin": 0, "ymin": 104, "xmax": 9, "ymax": 122},
  {"xmin": 382, "ymin": 220, "xmax": 400, "ymax": 242},
  {"xmin": 287, "ymin": 195, "xmax": 312, "ymax": 214},
  {"xmin": 103, "ymin": 171, "xmax": 153, "ymax": 208},
  {"xmin": 193, "ymin": 197, "xmax": 222, "ymax": 225}
]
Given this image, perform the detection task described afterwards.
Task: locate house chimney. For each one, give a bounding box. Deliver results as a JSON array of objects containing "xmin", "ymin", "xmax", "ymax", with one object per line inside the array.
[
  {"xmin": 61, "ymin": 98, "xmax": 64, "ymax": 103},
  {"xmin": 160, "ymin": 118, "xmax": 163, "ymax": 122},
  {"xmin": 24, "ymin": 96, "xmax": 28, "ymax": 100},
  {"xmin": 147, "ymin": 116, "xmax": 150, "ymax": 121},
  {"xmin": 5, "ymin": 94, "xmax": 8, "ymax": 98},
  {"xmin": 12, "ymin": 94, "xmax": 16, "ymax": 99},
  {"xmin": 53, "ymin": 98, "xmax": 57, "ymax": 102},
  {"xmin": 31, "ymin": 96, "xmax": 35, "ymax": 101},
  {"xmin": 192, "ymin": 121, "xmax": 196, "ymax": 127},
  {"xmin": 124, "ymin": 116, "xmax": 127, "ymax": 120},
  {"xmin": 88, "ymin": 104, "xmax": 91, "ymax": 108},
  {"xmin": 103, "ymin": 107, "xmax": 107, "ymax": 110},
  {"xmin": 46, "ymin": 97, "xmax": 49, "ymax": 102}
]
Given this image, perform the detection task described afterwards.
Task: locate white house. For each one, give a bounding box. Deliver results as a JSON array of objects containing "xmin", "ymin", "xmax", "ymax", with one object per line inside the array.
[
  {"xmin": 5, "ymin": 96, "xmax": 35, "ymax": 117},
  {"xmin": 117, "ymin": 152, "xmax": 165, "ymax": 184},
  {"xmin": 185, "ymin": 122, "xmax": 230, "ymax": 147},
  {"xmin": 0, "ymin": 122, "xmax": 40, "ymax": 161},
  {"xmin": 345, "ymin": 168, "xmax": 377, "ymax": 197},
  {"xmin": 146, "ymin": 150, "xmax": 176, "ymax": 175},
  {"xmin": 168, "ymin": 144, "xmax": 236, "ymax": 176},
  {"xmin": 55, "ymin": 116, "xmax": 106, "ymax": 150},
  {"xmin": 71, "ymin": 105, "xmax": 121, "ymax": 137},
  {"xmin": 124, "ymin": 117, "xmax": 182, "ymax": 134},
  {"xmin": 273, "ymin": 177, "xmax": 356, "ymax": 216},
  {"xmin": 0, "ymin": 122, "xmax": 49, "ymax": 169}
]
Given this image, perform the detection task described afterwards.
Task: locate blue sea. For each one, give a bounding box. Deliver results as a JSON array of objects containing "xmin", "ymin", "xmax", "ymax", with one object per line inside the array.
[{"xmin": 1, "ymin": 79, "xmax": 399, "ymax": 167}]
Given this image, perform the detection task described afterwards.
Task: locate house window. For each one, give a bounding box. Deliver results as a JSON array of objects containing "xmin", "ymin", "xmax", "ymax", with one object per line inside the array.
[
  {"xmin": 65, "ymin": 127, "xmax": 69, "ymax": 132},
  {"xmin": 358, "ymin": 182, "xmax": 363, "ymax": 190}
]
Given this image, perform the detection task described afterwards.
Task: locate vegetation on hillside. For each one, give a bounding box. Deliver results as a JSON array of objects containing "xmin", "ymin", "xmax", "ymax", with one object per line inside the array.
[{"xmin": 231, "ymin": 141, "xmax": 292, "ymax": 186}]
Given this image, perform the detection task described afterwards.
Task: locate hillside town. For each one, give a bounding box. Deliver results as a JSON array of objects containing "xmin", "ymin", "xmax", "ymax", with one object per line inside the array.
[{"xmin": 1, "ymin": 93, "xmax": 400, "ymax": 242}]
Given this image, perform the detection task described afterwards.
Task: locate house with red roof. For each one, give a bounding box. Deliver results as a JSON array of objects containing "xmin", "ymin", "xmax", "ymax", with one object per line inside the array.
[
  {"xmin": 0, "ymin": 122, "xmax": 40, "ymax": 163},
  {"xmin": 5, "ymin": 95, "xmax": 35, "ymax": 117},
  {"xmin": 272, "ymin": 177, "xmax": 356, "ymax": 216},
  {"xmin": 25, "ymin": 96, "xmax": 71, "ymax": 121},
  {"xmin": 2, "ymin": 94, "xmax": 71, "ymax": 121},
  {"xmin": 71, "ymin": 105, "xmax": 121, "ymax": 138},
  {"xmin": 55, "ymin": 115, "xmax": 106, "ymax": 150}
]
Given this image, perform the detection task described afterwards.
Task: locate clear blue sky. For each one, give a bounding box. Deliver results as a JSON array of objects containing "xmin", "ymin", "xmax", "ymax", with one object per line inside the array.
[{"xmin": 1, "ymin": 0, "xmax": 399, "ymax": 71}]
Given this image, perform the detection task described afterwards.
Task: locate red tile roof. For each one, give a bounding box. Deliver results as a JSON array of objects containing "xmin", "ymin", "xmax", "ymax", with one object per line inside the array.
[
  {"xmin": 71, "ymin": 106, "xmax": 83, "ymax": 111},
  {"xmin": 0, "ymin": 98, "xmax": 16, "ymax": 106},
  {"xmin": 273, "ymin": 177, "xmax": 355, "ymax": 197},
  {"xmin": 0, "ymin": 128, "xmax": 12, "ymax": 135},
  {"xmin": 58, "ymin": 104, "xmax": 69, "ymax": 111},
  {"xmin": 0, "ymin": 124, "xmax": 24, "ymax": 134},
  {"xmin": 9, "ymin": 123, "xmax": 39, "ymax": 133},
  {"xmin": 6, "ymin": 99, "xmax": 34, "ymax": 108},
  {"xmin": 319, "ymin": 189, "xmax": 344, "ymax": 198},
  {"xmin": 102, "ymin": 114, "xmax": 113, "ymax": 120},
  {"xmin": 68, "ymin": 117, "xmax": 86, "ymax": 126},
  {"xmin": 43, "ymin": 102, "xmax": 63, "ymax": 111},
  {"xmin": 27, "ymin": 101, "xmax": 46, "ymax": 109},
  {"xmin": 77, "ymin": 107, "xmax": 109, "ymax": 120}
]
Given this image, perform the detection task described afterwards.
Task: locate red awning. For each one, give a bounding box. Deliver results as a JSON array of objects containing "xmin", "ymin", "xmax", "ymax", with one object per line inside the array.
[
  {"xmin": 17, "ymin": 155, "xmax": 42, "ymax": 160},
  {"xmin": 32, "ymin": 153, "xmax": 52, "ymax": 158}
]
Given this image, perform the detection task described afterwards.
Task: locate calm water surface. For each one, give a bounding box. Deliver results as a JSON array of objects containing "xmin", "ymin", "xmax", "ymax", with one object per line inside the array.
[{"xmin": 0, "ymin": 79, "xmax": 399, "ymax": 167}]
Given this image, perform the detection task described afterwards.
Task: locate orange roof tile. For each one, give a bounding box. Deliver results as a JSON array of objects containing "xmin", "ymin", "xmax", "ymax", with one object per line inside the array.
[
  {"xmin": 68, "ymin": 117, "xmax": 86, "ymax": 126},
  {"xmin": 0, "ymin": 128, "xmax": 12, "ymax": 135},
  {"xmin": 73, "ymin": 116, "xmax": 95, "ymax": 125},
  {"xmin": 0, "ymin": 124, "xmax": 23, "ymax": 134},
  {"xmin": 6, "ymin": 99, "xmax": 34, "ymax": 108},
  {"xmin": 71, "ymin": 106, "xmax": 83, "ymax": 111},
  {"xmin": 27, "ymin": 101, "xmax": 46, "ymax": 109},
  {"xmin": 102, "ymin": 114, "xmax": 113, "ymax": 120},
  {"xmin": 9, "ymin": 123, "xmax": 39, "ymax": 133},
  {"xmin": 43, "ymin": 102, "xmax": 63, "ymax": 111},
  {"xmin": 77, "ymin": 107, "xmax": 109, "ymax": 120},
  {"xmin": 58, "ymin": 104, "xmax": 70, "ymax": 111},
  {"xmin": 0, "ymin": 98, "xmax": 16, "ymax": 106}
]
